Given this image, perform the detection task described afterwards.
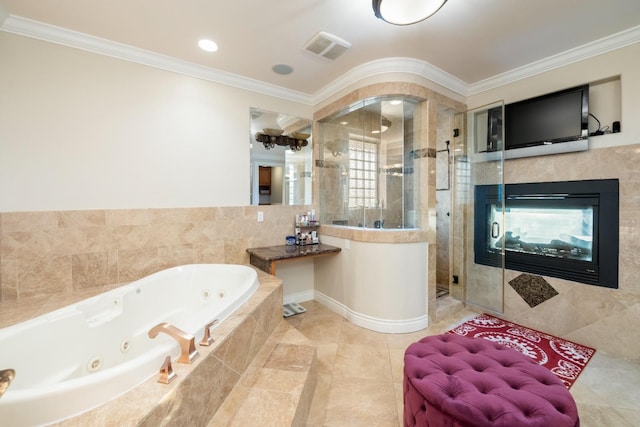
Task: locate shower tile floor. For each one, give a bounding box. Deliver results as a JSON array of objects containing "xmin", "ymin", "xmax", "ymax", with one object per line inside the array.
[
  {"xmin": 435, "ymin": 283, "xmax": 449, "ymax": 298},
  {"xmin": 286, "ymin": 300, "xmax": 640, "ymax": 427}
]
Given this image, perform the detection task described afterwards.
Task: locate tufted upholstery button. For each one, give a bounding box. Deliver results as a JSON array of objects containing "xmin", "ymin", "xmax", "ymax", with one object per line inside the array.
[{"xmin": 403, "ymin": 334, "xmax": 579, "ymax": 427}]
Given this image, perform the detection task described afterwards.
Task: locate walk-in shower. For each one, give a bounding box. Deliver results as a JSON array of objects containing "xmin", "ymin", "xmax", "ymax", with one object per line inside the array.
[{"xmin": 317, "ymin": 96, "xmax": 419, "ymax": 229}]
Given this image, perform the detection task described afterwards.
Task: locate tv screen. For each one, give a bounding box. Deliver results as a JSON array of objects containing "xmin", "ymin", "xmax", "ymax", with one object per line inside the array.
[{"xmin": 505, "ymin": 85, "xmax": 589, "ymax": 150}]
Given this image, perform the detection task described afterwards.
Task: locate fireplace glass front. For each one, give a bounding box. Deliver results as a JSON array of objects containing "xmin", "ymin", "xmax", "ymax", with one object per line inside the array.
[
  {"xmin": 488, "ymin": 205, "xmax": 594, "ymax": 262},
  {"xmin": 475, "ymin": 179, "xmax": 618, "ymax": 288}
]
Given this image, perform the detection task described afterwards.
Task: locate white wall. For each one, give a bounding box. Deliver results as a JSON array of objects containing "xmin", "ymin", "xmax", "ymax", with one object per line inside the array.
[
  {"xmin": 315, "ymin": 235, "xmax": 428, "ymax": 333},
  {"xmin": 0, "ymin": 32, "xmax": 312, "ymax": 211},
  {"xmin": 278, "ymin": 259, "xmax": 315, "ymax": 304}
]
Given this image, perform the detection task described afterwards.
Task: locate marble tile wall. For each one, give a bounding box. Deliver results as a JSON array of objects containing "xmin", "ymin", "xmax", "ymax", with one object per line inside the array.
[
  {"xmin": 0, "ymin": 205, "xmax": 308, "ymax": 303},
  {"xmin": 500, "ymin": 144, "xmax": 640, "ymax": 361}
]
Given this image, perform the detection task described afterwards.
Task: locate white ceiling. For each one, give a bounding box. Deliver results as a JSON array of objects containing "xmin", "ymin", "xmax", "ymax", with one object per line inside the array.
[{"xmin": 1, "ymin": 0, "xmax": 639, "ymax": 102}]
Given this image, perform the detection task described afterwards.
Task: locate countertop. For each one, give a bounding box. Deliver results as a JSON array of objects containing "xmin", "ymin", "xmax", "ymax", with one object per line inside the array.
[{"xmin": 246, "ymin": 243, "xmax": 341, "ymax": 274}]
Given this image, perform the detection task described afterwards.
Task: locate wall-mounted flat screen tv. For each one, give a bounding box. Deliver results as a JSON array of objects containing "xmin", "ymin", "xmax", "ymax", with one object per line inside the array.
[{"xmin": 504, "ymin": 84, "xmax": 589, "ymax": 159}]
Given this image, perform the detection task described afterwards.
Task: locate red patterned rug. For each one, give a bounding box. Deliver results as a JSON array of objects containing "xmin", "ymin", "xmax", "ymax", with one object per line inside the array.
[{"xmin": 448, "ymin": 313, "xmax": 596, "ymax": 388}]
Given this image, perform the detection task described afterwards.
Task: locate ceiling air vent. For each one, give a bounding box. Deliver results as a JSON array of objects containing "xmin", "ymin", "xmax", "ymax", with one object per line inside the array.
[{"xmin": 303, "ymin": 31, "xmax": 351, "ymax": 61}]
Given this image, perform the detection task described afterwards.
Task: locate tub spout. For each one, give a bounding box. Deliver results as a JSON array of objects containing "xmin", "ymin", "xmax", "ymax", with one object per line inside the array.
[
  {"xmin": 0, "ymin": 369, "xmax": 15, "ymax": 399},
  {"xmin": 148, "ymin": 323, "xmax": 199, "ymax": 364}
]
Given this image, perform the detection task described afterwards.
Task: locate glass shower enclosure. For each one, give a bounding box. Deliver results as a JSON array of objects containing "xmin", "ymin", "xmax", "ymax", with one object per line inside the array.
[
  {"xmin": 317, "ymin": 96, "xmax": 419, "ymax": 229},
  {"xmin": 451, "ymin": 101, "xmax": 505, "ymax": 313}
]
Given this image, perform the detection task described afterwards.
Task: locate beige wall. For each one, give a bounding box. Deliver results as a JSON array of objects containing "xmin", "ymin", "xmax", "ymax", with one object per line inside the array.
[
  {"xmin": 0, "ymin": 206, "xmax": 304, "ymax": 302},
  {"xmin": 466, "ymin": 43, "xmax": 640, "ymax": 361},
  {"xmin": 500, "ymin": 144, "xmax": 640, "ymax": 362}
]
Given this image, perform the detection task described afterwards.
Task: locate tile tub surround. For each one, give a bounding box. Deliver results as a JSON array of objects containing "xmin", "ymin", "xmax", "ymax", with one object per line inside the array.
[
  {"xmin": 207, "ymin": 321, "xmax": 318, "ymax": 426},
  {"xmin": 0, "ymin": 205, "xmax": 309, "ymax": 303},
  {"xmin": 0, "ymin": 268, "xmax": 309, "ymax": 426}
]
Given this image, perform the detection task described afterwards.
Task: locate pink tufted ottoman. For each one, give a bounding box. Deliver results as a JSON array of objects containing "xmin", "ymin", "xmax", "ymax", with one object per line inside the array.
[{"xmin": 403, "ymin": 334, "xmax": 579, "ymax": 427}]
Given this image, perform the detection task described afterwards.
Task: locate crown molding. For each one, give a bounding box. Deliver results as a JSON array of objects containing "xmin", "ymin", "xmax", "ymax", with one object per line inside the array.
[
  {"xmin": 309, "ymin": 57, "xmax": 470, "ymax": 104},
  {"xmin": 468, "ymin": 25, "xmax": 640, "ymax": 96},
  {"xmin": 0, "ymin": 15, "xmax": 468, "ymax": 104},
  {"xmin": 0, "ymin": 15, "xmax": 313, "ymax": 105},
  {"xmin": 2, "ymin": 15, "xmax": 639, "ymax": 105}
]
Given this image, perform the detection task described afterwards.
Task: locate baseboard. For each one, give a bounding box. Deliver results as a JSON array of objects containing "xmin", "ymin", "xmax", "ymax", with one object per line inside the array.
[
  {"xmin": 313, "ymin": 291, "xmax": 428, "ymax": 333},
  {"xmin": 283, "ymin": 290, "xmax": 315, "ymax": 305}
]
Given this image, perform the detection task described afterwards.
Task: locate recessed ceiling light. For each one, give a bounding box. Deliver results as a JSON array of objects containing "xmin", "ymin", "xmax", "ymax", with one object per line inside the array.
[
  {"xmin": 198, "ymin": 39, "xmax": 218, "ymax": 52},
  {"xmin": 390, "ymin": 100, "xmax": 402, "ymax": 105},
  {"xmin": 272, "ymin": 64, "xmax": 294, "ymax": 75}
]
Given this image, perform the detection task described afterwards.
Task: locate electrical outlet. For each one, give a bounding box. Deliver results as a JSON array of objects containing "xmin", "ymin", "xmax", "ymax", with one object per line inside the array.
[
  {"xmin": 257, "ymin": 211, "xmax": 264, "ymax": 222},
  {"xmin": 344, "ymin": 240, "xmax": 350, "ymax": 250}
]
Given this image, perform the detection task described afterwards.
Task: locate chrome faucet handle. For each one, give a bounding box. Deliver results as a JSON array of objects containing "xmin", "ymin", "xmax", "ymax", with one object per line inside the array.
[
  {"xmin": 0, "ymin": 369, "xmax": 16, "ymax": 399},
  {"xmin": 200, "ymin": 319, "xmax": 219, "ymax": 346},
  {"xmin": 157, "ymin": 356, "xmax": 176, "ymax": 384}
]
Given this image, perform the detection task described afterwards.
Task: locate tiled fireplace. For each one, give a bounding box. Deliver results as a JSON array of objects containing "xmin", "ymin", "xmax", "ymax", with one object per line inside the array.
[{"xmin": 474, "ymin": 179, "xmax": 619, "ymax": 289}]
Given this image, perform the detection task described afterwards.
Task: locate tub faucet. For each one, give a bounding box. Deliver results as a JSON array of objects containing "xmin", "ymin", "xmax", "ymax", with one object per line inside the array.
[
  {"xmin": 148, "ymin": 323, "xmax": 199, "ymax": 364},
  {"xmin": 157, "ymin": 355, "xmax": 176, "ymax": 384},
  {"xmin": 0, "ymin": 369, "xmax": 15, "ymax": 399},
  {"xmin": 200, "ymin": 319, "xmax": 219, "ymax": 346}
]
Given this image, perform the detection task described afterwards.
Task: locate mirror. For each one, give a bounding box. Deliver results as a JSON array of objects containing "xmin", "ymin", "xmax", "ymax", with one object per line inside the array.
[{"xmin": 250, "ymin": 108, "xmax": 312, "ymax": 205}]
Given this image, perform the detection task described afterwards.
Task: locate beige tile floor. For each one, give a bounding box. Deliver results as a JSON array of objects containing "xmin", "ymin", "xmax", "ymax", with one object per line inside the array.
[{"xmin": 286, "ymin": 301, "xmax": 640, "ymax": 427}]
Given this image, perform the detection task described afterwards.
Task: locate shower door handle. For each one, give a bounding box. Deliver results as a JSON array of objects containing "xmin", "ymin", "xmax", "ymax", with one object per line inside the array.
[{"xmin": 491, "ymin": 222, "xmax": 500, "ymax": 238}]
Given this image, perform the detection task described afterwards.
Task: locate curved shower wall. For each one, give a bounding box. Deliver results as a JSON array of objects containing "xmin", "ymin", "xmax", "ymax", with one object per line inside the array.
[
  {"xmin": 315, "ymin": 227, "xmax": 428, "ymax": 333},
  {"xmin": 313, "ymin": 81, "xmax": 466, "ymax": 327}
]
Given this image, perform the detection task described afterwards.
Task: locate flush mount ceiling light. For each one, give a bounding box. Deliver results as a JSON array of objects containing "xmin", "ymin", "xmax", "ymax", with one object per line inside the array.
[
  {"xmin": 372, "ymin": 0, "xmax": 447, "ymax": 25},
  {"xmin": 198, "ymin": 39, "xmax": 218, "ymax": 52}
]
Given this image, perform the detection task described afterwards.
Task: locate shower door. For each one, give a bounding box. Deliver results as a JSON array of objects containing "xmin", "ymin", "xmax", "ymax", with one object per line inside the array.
[{"xmin": 451, "ymin": 102, "xmax": 505, "ymax": 313}]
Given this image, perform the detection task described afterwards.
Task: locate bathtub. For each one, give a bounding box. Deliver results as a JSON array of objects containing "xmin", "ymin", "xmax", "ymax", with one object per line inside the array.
[{"xmin": 0, "ymin": 263, "xmax": 259, "ymax": 426}]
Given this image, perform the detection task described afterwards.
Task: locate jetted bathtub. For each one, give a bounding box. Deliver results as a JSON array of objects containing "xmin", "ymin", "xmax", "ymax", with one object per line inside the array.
[{"xmin": 0, "ymin": 264, "xmax": 259, "ymax": 426}]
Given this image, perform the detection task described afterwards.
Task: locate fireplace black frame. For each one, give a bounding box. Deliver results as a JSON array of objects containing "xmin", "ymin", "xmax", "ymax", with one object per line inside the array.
[{"xmin": 474, "ymin": 179, "xmax": 619, "ymax": 289}]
